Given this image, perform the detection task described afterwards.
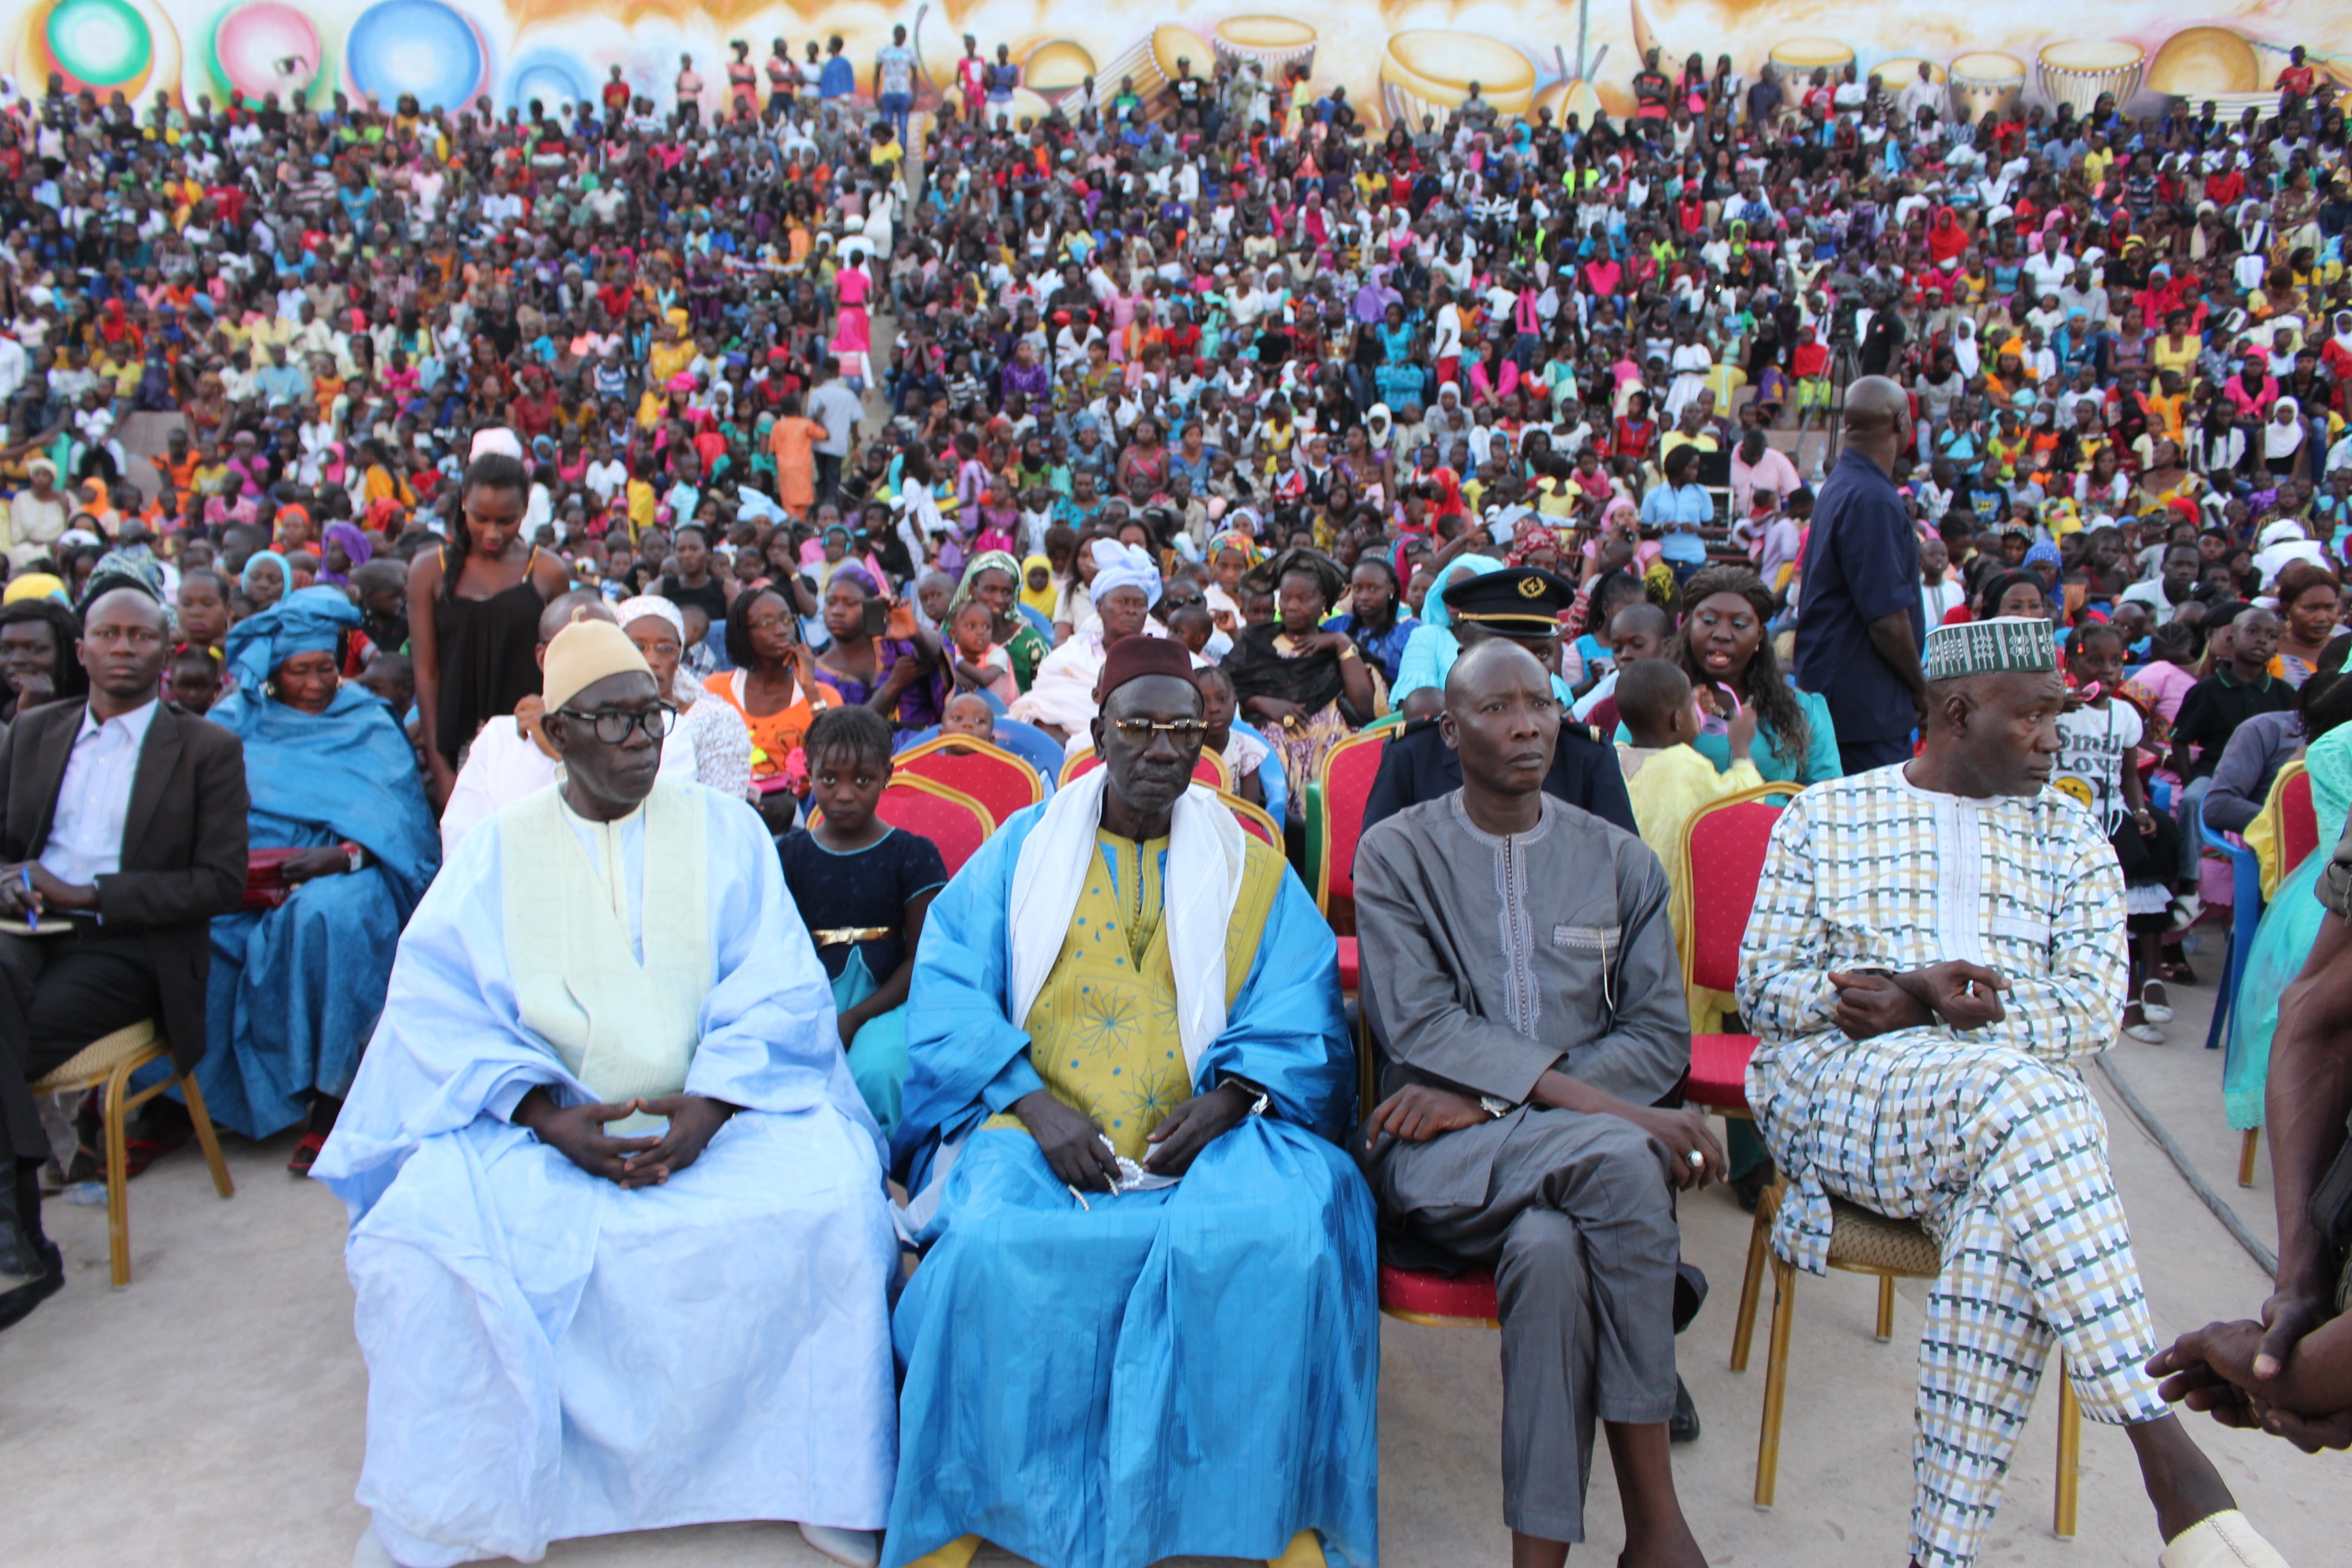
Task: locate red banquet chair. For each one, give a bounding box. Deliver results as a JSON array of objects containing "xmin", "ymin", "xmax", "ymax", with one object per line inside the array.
[
  {"xmin": 1668, "ymin": 782, "xmax": 1791, "ymax": 1369},
  {"xmin": 1310, "ymin": 728, "xmax": 1388, "ymax": 999},
  {"xmin": 869, "ymin": 775, "xmax": 994, "ymax": 877},
  {"xmin": 2278, "ymin": 761, "xmax": 2319, "ymax": 879},
  {"xmin": 892, "ymin": 736, "xmax": 1044, "ymax": 829},
  {"xmin": 1221, "ymin": 790, "xmax": 1281, "ymax": 847},
  {"xmin": 1676, "ymin": 783, "xmax": 1793, "ymax": 1120}
]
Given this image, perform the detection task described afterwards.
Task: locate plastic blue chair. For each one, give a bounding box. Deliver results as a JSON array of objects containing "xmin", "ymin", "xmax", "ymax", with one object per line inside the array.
[
  {"xmin": 2199, "ymin": 817, "xmax": 2265, "ymax": 1051},
  {"xmin": 985, "ymin": 719, "xmax": 1064, "ymax": 792}
]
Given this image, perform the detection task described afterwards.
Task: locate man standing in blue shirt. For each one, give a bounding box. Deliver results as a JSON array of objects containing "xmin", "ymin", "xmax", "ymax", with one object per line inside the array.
[
  {"xmin": 1793, "ymin": 376, "xmax": 1927, "ymax": 774},
  {"xmin": 818, "ymin": 35, "xmax": 854, "ymax": 103}
]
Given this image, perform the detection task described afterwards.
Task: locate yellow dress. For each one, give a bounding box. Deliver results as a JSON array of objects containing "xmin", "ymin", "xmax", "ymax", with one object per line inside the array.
[{"xmin": 986, "ymin": 829, "xmax": 1284, "ymax": 1159}]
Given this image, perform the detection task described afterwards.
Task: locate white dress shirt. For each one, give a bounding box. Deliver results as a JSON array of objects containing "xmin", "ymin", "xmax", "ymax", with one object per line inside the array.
[{"xmin": 40, "ymin": 698, "xmax": 160, "ymax": 887}]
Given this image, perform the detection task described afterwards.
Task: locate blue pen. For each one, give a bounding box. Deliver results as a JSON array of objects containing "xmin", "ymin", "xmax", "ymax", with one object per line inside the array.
[{"xmin": 20, "ymin": 865, "xmax": 34, "ymax": 933}]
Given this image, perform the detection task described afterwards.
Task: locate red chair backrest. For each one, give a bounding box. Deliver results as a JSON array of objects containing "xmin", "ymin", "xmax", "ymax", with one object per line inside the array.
[
  {"xmin": 1316, "ymin": 732, "xmax": 1388, "ymax": 911},
  {"xmin": 872, "ymin": 778, "xmax": 992, "ymax": 876},
  {"xmin": 1223, "ymin": 789, "xmax": 1281, "ymax": 847},
  {"xmin": 1686, "ymin": 799, "xmax": 1784, "ymax": 995},
  {"xmin": 893, "ymin": 740, "xmax": 1042, "ymax": 828},
  {"xmin": 2281, "ymin": 768, "xmax": 2320, "ymax": 877}
]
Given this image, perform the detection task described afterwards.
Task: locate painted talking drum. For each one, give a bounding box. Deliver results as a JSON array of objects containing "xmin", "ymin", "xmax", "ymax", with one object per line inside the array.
[
  {"xmin": 1377, "ymin": 30, "xmax": 1536, "ymax": 133},
  {"xmin": 2037, "ymin": 38, "xmax": 2146, "ymax": 117},
  {"xmin": 1948, "ymin": 50, "xmax": 2027, "ymax": 124}
]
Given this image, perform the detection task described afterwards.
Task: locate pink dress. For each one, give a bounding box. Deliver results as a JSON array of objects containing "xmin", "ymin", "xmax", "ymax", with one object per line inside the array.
[
  {"xmin": 832, "ymin": 267, "xmax": 872, "ymax": 357},
  {"xmin": 1106, "ymin": 291, "xmax": 1139, "ymax": 362}
]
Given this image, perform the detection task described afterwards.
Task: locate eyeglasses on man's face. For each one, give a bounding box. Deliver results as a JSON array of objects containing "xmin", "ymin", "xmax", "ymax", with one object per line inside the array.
[
  {"xmin": 1107, "ymin": 717, "xmax": 1207, "ymax": 747},
  {"xmin": 557, "ymin": 702, "xmax": 679, "ymax": 745}
]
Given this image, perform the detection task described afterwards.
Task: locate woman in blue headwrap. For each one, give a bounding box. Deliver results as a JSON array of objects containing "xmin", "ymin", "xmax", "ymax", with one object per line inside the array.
[
  {"xmin": 241, "ymin": 548, "xmax": 292, "ymax": 611},
  {"xmin": 1387, "ymin": 553, "xmax": 1506, "ymax": 706},
  {"xmin": 191, "ymin": 587, "xmax": 442, "ymax": 1170}
]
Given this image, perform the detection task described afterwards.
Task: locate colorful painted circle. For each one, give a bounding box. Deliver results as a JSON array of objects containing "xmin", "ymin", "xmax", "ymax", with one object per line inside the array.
[
  {"xmin": 210, "ymin": 0, "xmax": 321, "ymax": 99},
  {"xmin": 504, "ymin": 49, "xmax": 589, "ymax": 112},
  {"xmin": 37, "ymin": 0, "xmax": 151, "ymax": 90},
  {"xmin": 344, "ymin": 0, "xmax": 485, "ymax": 110}
]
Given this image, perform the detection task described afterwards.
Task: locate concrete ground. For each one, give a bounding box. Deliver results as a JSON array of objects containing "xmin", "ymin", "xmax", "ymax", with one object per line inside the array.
[{"xmin": 3, "ymin": 968, "xmax": 2342, "ymax": 1568}]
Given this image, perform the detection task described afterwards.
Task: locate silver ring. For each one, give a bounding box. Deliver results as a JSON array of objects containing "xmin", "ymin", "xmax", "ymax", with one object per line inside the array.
[{"xmin": 1686, "ymin": 1149, "xmax": 1705, "ymax": 1169}]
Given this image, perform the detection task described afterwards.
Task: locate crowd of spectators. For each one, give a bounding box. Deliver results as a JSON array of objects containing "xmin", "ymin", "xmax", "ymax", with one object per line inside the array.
[{"xmin": 0, "ymin": 27, "xmax": 2348, "ymax": 1333}]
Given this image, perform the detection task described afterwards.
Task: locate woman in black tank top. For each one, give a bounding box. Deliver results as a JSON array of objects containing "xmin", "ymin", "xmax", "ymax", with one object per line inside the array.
[{"xmin": 408, "ymin": 448, "xmax": 576, "ymax": 798}]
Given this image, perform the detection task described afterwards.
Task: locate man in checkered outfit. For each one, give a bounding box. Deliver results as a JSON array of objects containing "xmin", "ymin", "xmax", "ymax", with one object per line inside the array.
[{"xmin": 1737, "ymin": 617, "xmax": 2291, "ymax": 1568}]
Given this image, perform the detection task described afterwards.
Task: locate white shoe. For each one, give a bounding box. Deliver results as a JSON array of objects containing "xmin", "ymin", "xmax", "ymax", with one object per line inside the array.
[
  {"xmin": 2142, "ymin": 983, "xmax": 2176, "ymax": 1024},
  {"xmin": 2124, "ymin": 1022, "xmax": 2167, "ymax": 1043},
  {"xmin": 798, "ymin": 1522, "xmax": 882, "ymax": 1568},
  {"xmin": 2157, "ymin": 1509, "xmax": 2292, "ymax": 1567}
]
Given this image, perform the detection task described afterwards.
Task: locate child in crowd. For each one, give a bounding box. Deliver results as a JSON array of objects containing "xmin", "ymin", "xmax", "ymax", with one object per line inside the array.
[
  {"xmin": 947, "ymin": 598, "xmax": 1017, "ymax": 704},
  {"xmin": 775, "ymin": 706, "xmax": 949, "ymax": 1138},
  {"xmin": 176, "ymin": 568, "xmax": 231, "ymax": 653},
  {"xmin": 1194, "ymin": 664, "xmax": 1271, "ymax": 811},
  {"xmin": 166, "ymin": 646, "xmax": 222, "ymax": 713},
  {"xmin": 1614, "ymin": 657, "xmax": 1765, "ymax": 926},
  {"xmin": 1166, "ymin": 604, "xmax": 1215, "ymax": 661},
  {"xmin": 2057, "ymin": 623, "xmax": 2177, "ymax": 1042},
  {"xmin": 358, "ymin": 650, "xmax": 416, "ymax": 718},
  {"xmin": 1573, "ymin": 600, "xmax": 1672, "ymax": 728},
  {"xmin": 939, "ymin": 689, "xmax": 997, "ymax": 742},
  {"xmin": 1568, "ymin": 570, "xmax": 1648, "ymax": 694}
]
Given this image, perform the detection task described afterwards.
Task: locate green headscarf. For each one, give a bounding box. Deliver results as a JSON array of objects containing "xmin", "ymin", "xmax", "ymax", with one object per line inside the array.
[{"xmin": 948, "ymin": 550, "xmax": 1024, "ymax": 614}]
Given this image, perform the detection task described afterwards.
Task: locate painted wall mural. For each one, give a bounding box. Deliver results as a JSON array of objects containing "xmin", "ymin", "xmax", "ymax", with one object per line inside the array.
[{"xmin": 5, "ymin": 0, "xmax": 2347, "ymax": 126}]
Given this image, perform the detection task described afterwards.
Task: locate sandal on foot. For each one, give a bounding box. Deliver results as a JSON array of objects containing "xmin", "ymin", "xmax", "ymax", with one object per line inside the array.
[
  {"xmin": 2123, "ymin": 1022, "xmax": 2166, "ymax": 1044},
  {"xmin": 2162, "ymin": 959, "xmax": 2199, "ymax": 985},
  {"xmin": 2157, "ymin": 1509, "xmax": 2291, "ymax": 1567},
  {"xmin": 119, "ymin": 1130, "xmax": 188, "ymax": 1179},
  {"xmin": 287, "ymin": 1132, "xmax": 329, "ymax": 1177},
  {"xmin": 2141, "ymin": 982, "xmax": 2174, "ymax": 1024}
]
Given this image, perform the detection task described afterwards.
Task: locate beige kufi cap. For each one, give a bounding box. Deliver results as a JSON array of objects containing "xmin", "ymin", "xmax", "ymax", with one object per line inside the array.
[{"xmin": 542, "ymin": 619, "xmax": 653, "ymax": 712}]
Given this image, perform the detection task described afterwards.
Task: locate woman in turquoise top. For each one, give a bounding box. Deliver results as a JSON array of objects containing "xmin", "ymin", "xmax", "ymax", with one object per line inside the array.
[
  {"xmin": 2224, "ymin": 719, "xmax": 2352, "ymax": 1132},
  {"xmin": 1634, "ymin": 564, "xmax": 1840, "ymax": 786}
]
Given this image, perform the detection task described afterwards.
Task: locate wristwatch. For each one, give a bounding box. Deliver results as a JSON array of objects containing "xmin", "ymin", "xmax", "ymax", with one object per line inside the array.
[
  {"xmin": 345, "ymin": 843, "xmax": 366, "ymax": 875},
  {"xmin": 1478, "ymin": 1094, "xmax": 1517, "ymax": 1120},
  {"xmin": 1221, "ymin": 1075, "xmax": 1271, "ymax": 1117}
]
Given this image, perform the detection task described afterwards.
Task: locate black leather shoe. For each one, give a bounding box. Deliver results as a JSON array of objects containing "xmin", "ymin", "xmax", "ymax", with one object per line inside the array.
[
  {"xmin": 0, "ymin": 1239, "xmax": 63, "ymax": 1330},
  {"xmin": 0, "ymin": 1184, "xmax": 42, "ymax": 1286},
  {"xmin": 1669, "ymin": 1375, "xmax": 1699, "ymax": 1443}
]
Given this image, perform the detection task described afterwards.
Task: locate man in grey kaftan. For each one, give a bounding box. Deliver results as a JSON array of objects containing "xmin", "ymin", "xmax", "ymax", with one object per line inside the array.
[{"xmin": 1352, "ymin": 638, "xmax": 1715, "ymax": 1561}]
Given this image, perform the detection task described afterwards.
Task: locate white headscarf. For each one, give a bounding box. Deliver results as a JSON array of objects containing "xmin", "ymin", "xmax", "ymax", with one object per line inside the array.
[
  {"xmin": 2267, "ymin": 397, "xmax": 2306, "ymax": 458},
  {"xmin": 1088, "ymin": 538, "xmax": 1161, "ymax": 607},
  {"xmin": 616, "ymin": 593, "xmax": 694, "ymax": 704},
  {"xmin": 1952, "ymin": 318, "xmax": 1980, "ymax": 378}
]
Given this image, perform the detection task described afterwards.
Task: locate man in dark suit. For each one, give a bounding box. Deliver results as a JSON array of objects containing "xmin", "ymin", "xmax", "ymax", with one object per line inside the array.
[{"xmin": 0, "ymin": 585, "xmax": 248, "ymax": 1329}]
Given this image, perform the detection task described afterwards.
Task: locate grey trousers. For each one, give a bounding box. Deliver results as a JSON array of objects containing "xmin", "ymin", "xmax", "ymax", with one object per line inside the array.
[{"xmin": 1374, "ymin": 1109, "xmax": 1682, "ymax": 1543}]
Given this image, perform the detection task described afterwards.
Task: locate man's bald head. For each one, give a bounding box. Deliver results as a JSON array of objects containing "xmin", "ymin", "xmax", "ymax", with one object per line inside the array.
[
  {"xmin": 1842, "ymin": 376, "xmax": 1910, "ymax": 438},
  {"xmin": 1441, "ymin": 638, "xmax": 1561, "ymax": 798},
  {"xmin": 538, "ymin": 589, "xmax": 616, "ymax": 647},
  {"xmin": 1443, "ymin": 634, "xmax": 1548, "ymax": 708}
]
